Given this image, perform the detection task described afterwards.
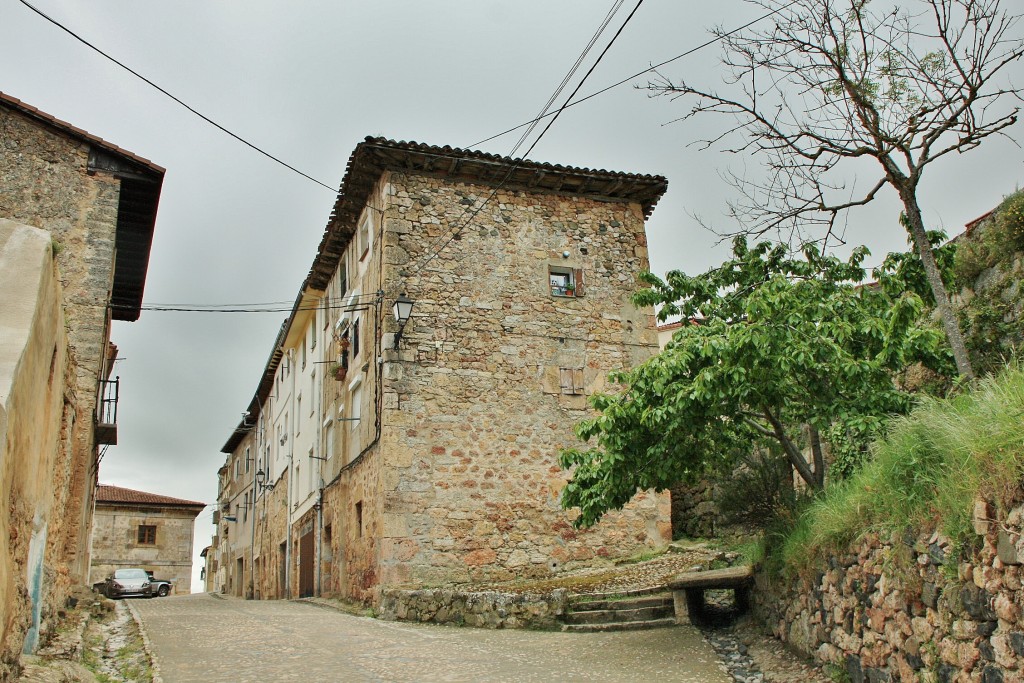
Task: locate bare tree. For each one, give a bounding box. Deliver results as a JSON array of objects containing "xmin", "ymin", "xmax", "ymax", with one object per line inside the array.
[{"xmin": 654, "ymin": 0, "xmax": 1023, "ymax": 379}]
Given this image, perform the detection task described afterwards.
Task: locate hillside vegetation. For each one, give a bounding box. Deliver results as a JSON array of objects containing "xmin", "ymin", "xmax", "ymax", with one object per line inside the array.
[{"xmin": 779, "ymin": 362, "xmax": 1024, "ymax": 575}]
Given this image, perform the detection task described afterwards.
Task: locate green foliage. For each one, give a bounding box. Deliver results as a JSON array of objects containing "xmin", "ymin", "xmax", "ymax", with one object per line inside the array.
[
  {"xmin": 779, "ymin": 362, "xmax": 1024, "ymax": 576},
  {"xmin": 955, "ymin": 189, "xmax": 1024, "ymax": 285},
  {"xmin": 716, "ymin": 447, "xmax": 803, "ymax": 529},
  {"xmin": 560, "ymin": 237, "xmax": 952, "ymax": 528}
]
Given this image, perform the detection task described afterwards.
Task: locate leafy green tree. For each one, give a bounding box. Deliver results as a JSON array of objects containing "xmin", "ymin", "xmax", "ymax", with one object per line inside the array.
[
  {"xmin": 560, "ymin": 238, "xmax": 951, "ymax": 528},
  {"xmin": 650, "ymin": 0, "xmax": 1024, "ymax": 380}
]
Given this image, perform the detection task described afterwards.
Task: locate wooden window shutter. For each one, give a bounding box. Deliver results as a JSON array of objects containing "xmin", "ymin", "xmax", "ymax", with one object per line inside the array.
[
  {"xmin": 573, "ymin": 368, "xmax": 584, "ymax": 394},
  {"xmin": 573, "ymin": 268, "xmax": 585, "ymax": 297},
  {"xmin": 559, "ymin": 368, "xmax": 574, "ymax": 394}
]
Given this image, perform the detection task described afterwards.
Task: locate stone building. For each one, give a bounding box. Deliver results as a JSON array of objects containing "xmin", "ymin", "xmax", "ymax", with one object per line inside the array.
[
  {"xmin": 89, "ymin": 485, "xmax": 205, "ymax": 593},
  {"xmin": 217, "ymin": 137, "xmax": 671, "ymax": 605},
  {"xmin": 0, "ymin": 92, "xmax": 163, "ymax": 672}
]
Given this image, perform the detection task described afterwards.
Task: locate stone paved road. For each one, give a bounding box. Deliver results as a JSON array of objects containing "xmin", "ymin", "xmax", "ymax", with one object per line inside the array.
[{"xmin": 131, "ymin": 594, "xmax": 730, "ymax": 683}]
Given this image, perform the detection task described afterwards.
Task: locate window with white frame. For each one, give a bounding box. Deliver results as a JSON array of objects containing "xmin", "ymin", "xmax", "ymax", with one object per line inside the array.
[
  {"xmin": 549, "ymin": 266, "xmax": 585, "ymax": 298},
  {"xmin": 358, "ymin": 214, "xmax": 371, "ymax": 260}
]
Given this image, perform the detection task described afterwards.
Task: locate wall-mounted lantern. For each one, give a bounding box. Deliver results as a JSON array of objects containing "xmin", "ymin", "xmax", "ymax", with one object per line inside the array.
[{"xmin": 392, "ymin": 294, "xmax": 414, "ymax": 349}]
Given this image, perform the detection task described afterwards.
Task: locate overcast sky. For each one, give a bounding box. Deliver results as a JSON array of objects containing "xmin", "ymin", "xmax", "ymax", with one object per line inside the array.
[{"xmin": 2, "ymin": 1, "xmax": 1021, "ymax": 591}]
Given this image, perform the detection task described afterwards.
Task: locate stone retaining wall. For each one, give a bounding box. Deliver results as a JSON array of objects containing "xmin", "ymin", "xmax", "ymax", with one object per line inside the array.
[
  {"xmin": 754, "ymin": 501, "xmax": 1024, "ymax": 682},
  {"xmin": 379, "ymin": 588, "xmax": 568, "ymax": 630}
]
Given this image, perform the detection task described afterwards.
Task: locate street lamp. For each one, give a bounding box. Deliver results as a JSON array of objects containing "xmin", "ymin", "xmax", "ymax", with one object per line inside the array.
[
  {"xmin": 254, "ymin": 469, "xmax": 273, "ymax": 492},
  {"xmin": 392, "ymin": 294, "xmax": 414, "ymax": 349}
]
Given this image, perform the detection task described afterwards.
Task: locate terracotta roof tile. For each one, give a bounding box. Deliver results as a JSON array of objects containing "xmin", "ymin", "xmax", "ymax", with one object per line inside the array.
[
  {"xmin": 96, "ymin": 484, "xmax": 205, "ymax": 508},
  {"xmin": 0, "ymin": 91, "xmax": 165, "ymax": 174}
]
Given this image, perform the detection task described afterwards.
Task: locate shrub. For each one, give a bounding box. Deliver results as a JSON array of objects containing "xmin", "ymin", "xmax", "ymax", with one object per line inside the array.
[{"xmin": 779, "ymin": 362, "xmax": 1024, "ymax": 576}]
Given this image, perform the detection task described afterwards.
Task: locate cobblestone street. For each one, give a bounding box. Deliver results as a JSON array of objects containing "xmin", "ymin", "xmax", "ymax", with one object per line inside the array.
[{"xmin": 131, "ymin": 593, "xmax": 729, "ymax": 682}]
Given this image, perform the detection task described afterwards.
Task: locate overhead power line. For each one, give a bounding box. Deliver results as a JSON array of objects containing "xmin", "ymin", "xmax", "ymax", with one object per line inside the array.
[
  {"xmin": 410, "ymin": 0, "xmax": 647, "ymax": 276},
  {"xmin": 469, "ymin": 0, "xmax": 800, "ymax": 149},
  {"xmin": 15, "ymin": 0, "xmax": 337, "ymax": 192}
]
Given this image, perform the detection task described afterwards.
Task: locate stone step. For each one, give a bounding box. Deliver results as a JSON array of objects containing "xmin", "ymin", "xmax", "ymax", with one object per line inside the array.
[
  {"xmin": 563, "ymin": 604, "xmax": 674, "ymax": 625},
  {"xmin": 568, "ymin": 592, "xmax": 673, "ymax": 612},
  {"xmin": 560, "ymin": 617, "xmax": 677, "ymax": 633},
  {"xmin": 570, "ymin": 585, "xmax": 668, "ymax": 602}
]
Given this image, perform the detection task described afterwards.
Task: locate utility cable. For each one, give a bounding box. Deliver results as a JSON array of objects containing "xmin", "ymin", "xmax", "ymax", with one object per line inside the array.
[
  {"xmin": 15, "ymin": 0, "xmax": 337, "ymax": 192},
  {"xmin": 508, "ymin": 0, "xmax": 625, "ymax": 159},
  {"xmin": 411, "ymin": 0, "xmax": 647, "ymax": 277},
  {"xmin": 469, "ymin": 0, "xmax": 800, "ymax": 149}
]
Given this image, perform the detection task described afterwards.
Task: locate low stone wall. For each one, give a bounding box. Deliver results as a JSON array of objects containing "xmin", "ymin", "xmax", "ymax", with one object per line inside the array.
[
  {"xmin": 378, "ymin": 588, "xmax": 568, "ymax": 629},
  {"xmin": 754, "ymin": 501, "xmax": 1024, "ymax": 682}
]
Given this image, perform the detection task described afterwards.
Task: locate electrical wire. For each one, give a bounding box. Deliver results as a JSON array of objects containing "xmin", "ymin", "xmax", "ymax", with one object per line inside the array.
[
  {"xmin": 507, "ymin": 0, "xmax": 625, "ymax": 159},
  {"xmin": 410, "ymin": 0, "xmax": 647, "ymax": 277},
  {"xmin": 105, "ymin": 291, "xmax": 383, "ymax": 314},
  {"xmin": 15, "ymin": 0, "xmax": 337, "ymax": 192},
  {"xmin": 468, "ymin": 0, "xmax": 800, "ymax": 149}
]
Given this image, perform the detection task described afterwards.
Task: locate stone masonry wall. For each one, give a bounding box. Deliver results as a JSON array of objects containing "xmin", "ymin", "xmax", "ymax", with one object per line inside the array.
[
  {"xmin": 1, "ymin": 104, "xmax": 123, "ymax": 587},
  {"xmin": 379, "ymin": 587, "xmax": 569, "ymax": 630},
  {"xmin": 89, "ymin": 505, "xmax": 200, "ymax": 593},
  {"xmin": 375, "ymin": 172, "xmax": 671, "ymax": 590},
  {"xmin": 0, "ymin": 220, "xmax": 69, "ymax": 677},
  {"xmin": 754, "ymin": 501, "xmax": 1024, "ymax": 682},
  {"xmin": 253, "ymin": 468, "xmax": 289, "ymax": 600},
  {"xmin": 321, "ymin": 445, "xmax": 384, "ymax": 604}
]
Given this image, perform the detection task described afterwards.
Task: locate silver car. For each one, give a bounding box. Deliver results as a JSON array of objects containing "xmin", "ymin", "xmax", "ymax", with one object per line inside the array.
[{"xmin": 103, "ymin": 568, "xmax": 152, "ymax": 599}]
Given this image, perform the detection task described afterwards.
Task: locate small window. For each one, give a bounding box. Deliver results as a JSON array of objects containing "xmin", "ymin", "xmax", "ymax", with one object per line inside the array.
[
  {"xmin": 244, "ymin": 447, "xmax": 251, "ymax": 474},
  {"xmin": 550, "ymin": 267, "xmax": 585, "ymax": 298},
  {"xmin": 138, "ymin": 525, "xmax": 157, "ymax": 545},
  {"xmin": 560, "ymin": 368, "xmax": 585, "ymax": 395},
  {"xmin": 351, "ymin": 319, "xmax": 361, "ymax": 359},
  {"xmin": 359, "ymin": 215, "xmax": 371, "ymax": 260},
  {"xmin": 301, "ymin": 338, "xmax": 307, "ymax": 369},
  {"xmin": 355, "ymin": 501, "xmax": 363, "ymax": 537}
]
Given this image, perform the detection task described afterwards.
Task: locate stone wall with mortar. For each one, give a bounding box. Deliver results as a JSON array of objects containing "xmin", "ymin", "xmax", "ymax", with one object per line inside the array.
[
  {"xmin": 321, "ymin": 446, "xmax": 385, "ymax": 603},
  {"xmin": 0, "ymin": 220, "xmax": 71, "ymax": 677},
  {"xmin": 1, "ymin": 104, "xmax": 123, "ymax": 587},
  {"xmin": 754, "ymin": 501, "xmax": 1024, "ymax": 682},
  {"xmin": 379, "ymin": 587, "xmax": 568, "ymax": 629},
  {"xmin": 252, "ymin": 468, "xmax": 290, "ymax": 600},
  {"xmin": 89, "ymin": 504, "xmax": 202, "ymax": 593},
  {"xmin": 373, "ymin": 171, "xmax": 670, "ymax": 590}
]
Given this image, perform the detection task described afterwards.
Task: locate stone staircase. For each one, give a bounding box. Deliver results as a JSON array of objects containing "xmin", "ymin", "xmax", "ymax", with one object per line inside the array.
[{"xmin": 561, "ymin": 586, "xmax": 676, "ymax": 632}]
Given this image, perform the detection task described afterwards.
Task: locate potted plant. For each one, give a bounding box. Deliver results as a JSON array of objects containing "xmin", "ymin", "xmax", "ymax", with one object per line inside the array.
[{"xmin": 330, "ymin": 362, "xmax": 347, "ymax": 381}]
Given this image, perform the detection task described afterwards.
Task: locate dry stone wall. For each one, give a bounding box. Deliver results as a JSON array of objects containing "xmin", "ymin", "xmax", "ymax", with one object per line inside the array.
[
  {"xmin": 755, "ymin": 502, "xmax": 1024, "ymax": 682},
  {"xmin": 379, "ymin": 587, "xmax": 568, "ymax": 629}
]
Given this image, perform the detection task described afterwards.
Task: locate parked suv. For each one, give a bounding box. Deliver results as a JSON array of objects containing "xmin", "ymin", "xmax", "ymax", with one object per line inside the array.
[{"xmin": 102, "ymin": 568, "xmax": 152, "ymax": 599}]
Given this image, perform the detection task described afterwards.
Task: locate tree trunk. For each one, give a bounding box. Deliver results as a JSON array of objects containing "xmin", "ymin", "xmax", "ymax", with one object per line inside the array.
[
  {"xmin": 899, "ymin": 189, "xmax": 975, "ymax": 381},
  {"xmin": 809, "ymin": 426, "xmax": 825, "ymax": 488},
  {"xmin": 763, "ymin": 409, "xmax": 821, "ymax": 491}
]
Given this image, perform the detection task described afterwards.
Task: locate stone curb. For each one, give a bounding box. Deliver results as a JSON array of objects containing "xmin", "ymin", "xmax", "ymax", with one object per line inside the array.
[
  {"xmin": 291, "ymin": 597, "xmax": 375, "ymax": 618},
  {"xmin": 125, "ymin": 600, "xmax": 163, "ymax": 683}
]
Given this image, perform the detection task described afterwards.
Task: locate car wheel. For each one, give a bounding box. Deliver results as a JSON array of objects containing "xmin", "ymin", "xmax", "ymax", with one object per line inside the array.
[{"xmin": 157, "ymin": 585, "xmax": 169, "ymax": 597}]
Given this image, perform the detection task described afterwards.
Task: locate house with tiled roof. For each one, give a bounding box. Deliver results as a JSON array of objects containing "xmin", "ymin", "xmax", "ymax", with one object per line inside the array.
[
  {"xmin": 0, "ymin": 91, "xmax": 163, "ymax": 669},
  {"xmin": 88, "ymin": 485, "xmax": 205, "ymax": 595},
  {"xmin": 216, "ymin": 137, "xmax": 672, "ymax": 607}
]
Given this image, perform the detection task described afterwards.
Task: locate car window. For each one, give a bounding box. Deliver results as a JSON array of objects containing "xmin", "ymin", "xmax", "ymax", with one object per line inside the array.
[{"xmin": 114, "ymin": 569, "xmax": 148, "ymax": 580}]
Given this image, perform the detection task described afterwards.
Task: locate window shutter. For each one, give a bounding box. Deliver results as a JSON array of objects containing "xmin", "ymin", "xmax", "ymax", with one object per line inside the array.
[
  {"xmin": 573, "ymin": 368, "xmax": 584, "ymax": 394},
  {"xmin": 559, "ymin": 368, "xmax": 574, "ymax": 395},
  {"xmin": 573, "ymin": 268, "xmax": 585, "ymax": 297}
]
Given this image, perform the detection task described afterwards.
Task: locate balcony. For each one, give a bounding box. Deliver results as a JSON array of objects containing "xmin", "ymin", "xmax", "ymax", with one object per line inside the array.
[{"xmin": 96, "ymin": 377, "xmax": 119, "ymax": 446}]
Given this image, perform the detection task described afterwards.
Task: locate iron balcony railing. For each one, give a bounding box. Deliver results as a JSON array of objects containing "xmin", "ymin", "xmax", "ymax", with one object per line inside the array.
[{"xmin": 96, "ymin": 377, "xmax": 119, "ymax": 445}]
